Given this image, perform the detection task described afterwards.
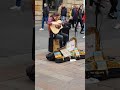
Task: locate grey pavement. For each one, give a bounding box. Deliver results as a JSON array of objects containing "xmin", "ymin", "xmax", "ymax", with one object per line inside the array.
[
  {"xmin": 0, "ymin": 0, "xmax": 33, "ymax": 57},
  {"xmin": 86, "ymin": 0, "xmax": 120, "ymax": 57},
  {"xmin": 0, "ymin": 0, "xmax": 34, "ymax": 90},
  {"xmin": 35, "ymin": 49, "xmax": 85, "ymax": 90},
  {"xmin": 35, "ymin": 18, "xmax": 85, "ymax": 90},
  {"xmin": 86, "ymin": 1, "xmax": 120, "ymax": 90}
]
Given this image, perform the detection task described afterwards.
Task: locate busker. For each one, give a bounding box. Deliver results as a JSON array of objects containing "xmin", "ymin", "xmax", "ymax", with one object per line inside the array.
[{"xmin": 47, "ymin": 12, "xmax": 69, "ymax": 48}]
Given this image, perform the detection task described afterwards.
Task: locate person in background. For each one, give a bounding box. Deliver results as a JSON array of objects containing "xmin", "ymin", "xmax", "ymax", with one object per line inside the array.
[
  {"xmin": 39, "ymin": 3, "xmax": 49, "ymax": 31},
  {"xmin": 71, "ymin": 5, "xmax": 78, "ymax": 28},
  {"xmin": 58, "ymin": 3, "xmax": 63, "ymax": 15},
  {"xmin": 61, "ymin": 4, "xmax": 67, "ymax": 22},
  {"xmin": 10, "ymin": 0, "xmax": 22, "ymax": 10},
  {"xmin": 68, "ymin": 7, "xmax": 73, "ymax": 28},
  {"xmin": 82, "ymin": 11, "xmax": 86, "ymax": 38},
  {"xmin": 75, "ymin": 5, "xmax": 84, "ymax": 34},
  {"xmin": 48, "ymin": 13, "xmax": 69, "ymax": 47},
  {"xmin": 108, "ymin": 0, "xmax": 118, "ymax": 19}
]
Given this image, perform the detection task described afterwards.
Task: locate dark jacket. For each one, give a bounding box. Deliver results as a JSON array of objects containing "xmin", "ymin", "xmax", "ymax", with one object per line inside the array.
[
  {"xmin": 61, "ymin": 7, "xmax": 67, "ymax": 17},
  {"xmin": 72, "ymin": 8, "xmax": 78, "ymax": 20},
  {"xmin": 43, "ymin": 6, "xmax": 49, "ymax": 17},
  {"xmin": 77, "ymin": 8, "xmax": 83, "ymax": 20}
]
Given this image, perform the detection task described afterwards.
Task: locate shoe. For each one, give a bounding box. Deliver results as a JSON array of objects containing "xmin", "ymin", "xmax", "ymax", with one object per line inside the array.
[
  {"xmin": 114, "ymin": 24, "xmax": 120, "ymax": 29},
  {"xmin": 80, "ymin": 32, "xmax": 84, "ymax": 34},
  {"xmin": 108, "ymin": 13, "xmax": 117, "ymax": 19},
  {"xmin": 10, "ymin": 6, "xmax": 21, "ymax": 10},
  {"xmin": 83, "ymin": 36, "xmax": 85, "ymax": 38},
  {"xmin": 80, "ymin": 31, "xmax": 84, "ymax": 34},
  {"xmin": 39, "ymin": 28, "xmax": 44, "ymax": 31}
]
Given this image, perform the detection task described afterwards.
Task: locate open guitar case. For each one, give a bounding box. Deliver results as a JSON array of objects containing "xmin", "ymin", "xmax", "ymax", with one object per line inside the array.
[{"xmin": 46, "ymin": 37, "xmax": 84, "ymax": 63}]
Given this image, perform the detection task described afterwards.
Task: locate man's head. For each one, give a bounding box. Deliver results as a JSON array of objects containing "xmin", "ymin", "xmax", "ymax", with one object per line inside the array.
[
  {"xmin": 62, "ymin": 4, "xmax": 65, "ymax": 8},
  {"xmin": 53, "ymin": 12, "xmax": 60, "ymax": 21},
  {"xmin": 44, "ymin": 3, "xmax": 47, "ymax": 7},
  {"xmin": 74, "ymin": 4, "xmax": 77, "ymax": 8}
]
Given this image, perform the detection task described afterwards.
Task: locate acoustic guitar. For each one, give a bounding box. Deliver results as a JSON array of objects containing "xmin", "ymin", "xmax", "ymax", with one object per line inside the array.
[{"xmin": 50, "ymin": 20, "xmax": 63, "ymax": 34}]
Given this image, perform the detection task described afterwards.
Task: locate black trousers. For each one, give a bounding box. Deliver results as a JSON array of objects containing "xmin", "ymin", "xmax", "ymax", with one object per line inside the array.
[
  {"xmin": 109, "ymin": 0, "xmax": 118, "ymax": 14},
  {"xmin": 71, "ymin": 19, "xmax": 77, "ymax": 28},
  {"xmin": 49, "ymin": 30, "xmax": 69, "ymax": 47},
  {"xmin": 75, "ymin": 19, "xmax": 83, "ymax": 32}
]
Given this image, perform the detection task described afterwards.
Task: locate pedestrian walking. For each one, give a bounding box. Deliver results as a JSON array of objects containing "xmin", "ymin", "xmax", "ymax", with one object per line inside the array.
[
  {"xmin": 108, "ymin": 0, "xmax": 118, "ymax": 19},
  {"xmin": 71, "ymin": 5, "xmax": 78, "ymax": 28},
  {"xmin": 61, "ymin": 4, "xmax": 67, "ymax": 22},
  {"xmin": 75, "ymin": 5, "xmax": 84, "ymax": 34},
  {"xmin": 10, "ymin": 0, "xmax": 22, "ymax": 10},
  {"xmin": 39, "ymin": 3, "xmax": 49, "ymax": 31}
]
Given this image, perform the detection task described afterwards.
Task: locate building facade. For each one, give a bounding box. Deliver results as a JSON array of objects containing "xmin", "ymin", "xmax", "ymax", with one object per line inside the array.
[
  {"xmin": 63, "ymin": 0, "xmax": 83, "ymax": 8},
  {"xmin": 35, "ymin": 0, "xmax": 43, "ymax": 21}
]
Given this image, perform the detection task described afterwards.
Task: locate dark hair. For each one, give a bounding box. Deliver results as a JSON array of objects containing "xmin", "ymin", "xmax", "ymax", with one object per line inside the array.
[{"xmin": 53, "ymin": 12, "xmax": 59, "ymax": 16}]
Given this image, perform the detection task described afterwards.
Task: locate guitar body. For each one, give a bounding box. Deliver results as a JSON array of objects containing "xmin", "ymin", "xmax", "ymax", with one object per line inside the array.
[
  {"xmin": 50, "ymin": 20, "xmax": 63, "ymax": 34},
  {"xmin": 50, "ymin": 24, "xmax": 61, "ymax": 34}
]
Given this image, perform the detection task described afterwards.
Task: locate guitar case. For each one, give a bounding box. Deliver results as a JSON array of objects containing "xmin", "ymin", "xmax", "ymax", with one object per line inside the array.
[
  {"xmin": 46, "ymin": 52, "xmax": 55, "ymax": 61},
  {"xmin": 46, "ymin": 51, "xmax": 64, "ymax": 63}
]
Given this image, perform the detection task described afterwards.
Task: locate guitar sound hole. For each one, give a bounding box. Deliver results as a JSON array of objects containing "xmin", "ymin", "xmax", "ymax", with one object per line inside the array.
[{"xmin": 55, "ymin": 25, "xmax": 61, "ymax": 29}]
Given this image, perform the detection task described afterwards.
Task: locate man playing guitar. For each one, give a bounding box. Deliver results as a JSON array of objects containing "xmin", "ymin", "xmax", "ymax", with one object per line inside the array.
[{"xmin": 48, "ymin": 12, "xmax": 69, "ymax": 48}]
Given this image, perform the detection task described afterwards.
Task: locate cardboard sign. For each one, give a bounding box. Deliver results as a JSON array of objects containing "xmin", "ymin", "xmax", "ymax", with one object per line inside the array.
[
  {"xmin": 66, "ymin": 39, "xmax": 76, "ymax": 51},
  {"xmin": 60, "ymin": 49, "xmax": 71, "ymax": 57}
]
